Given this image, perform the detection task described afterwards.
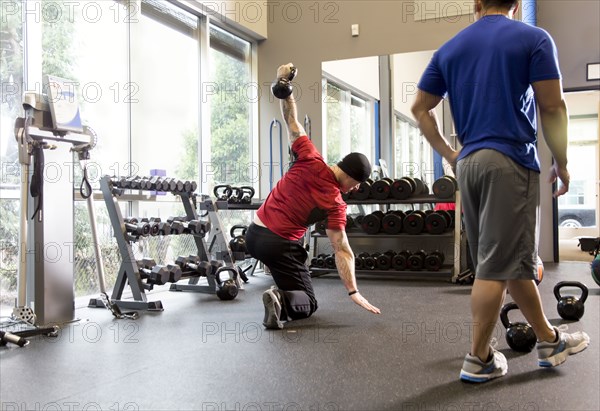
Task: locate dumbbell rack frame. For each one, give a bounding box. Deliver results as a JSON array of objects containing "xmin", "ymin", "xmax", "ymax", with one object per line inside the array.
[
  {"xmin": 91, "ymin": 177, "xmax": 238, "ymax": 312},
  {"xmin": 209, "ymin": 199, "xmax": 263, "ymax": 276},
  {"xmin": 309, "ymin": 193, "xmax": 463, "ymax": 282}
]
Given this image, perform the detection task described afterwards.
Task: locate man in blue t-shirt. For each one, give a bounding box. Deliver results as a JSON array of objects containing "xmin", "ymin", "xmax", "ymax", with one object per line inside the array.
[{"xmin": 412, "ymin": 0, "xmax": 590, "ymax": 383}]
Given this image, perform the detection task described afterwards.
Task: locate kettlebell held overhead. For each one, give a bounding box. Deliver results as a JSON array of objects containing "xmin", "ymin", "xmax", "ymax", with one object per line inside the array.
[{"xmin": 271, "ymin": 66, "xmax": 298, "ymax": 99}]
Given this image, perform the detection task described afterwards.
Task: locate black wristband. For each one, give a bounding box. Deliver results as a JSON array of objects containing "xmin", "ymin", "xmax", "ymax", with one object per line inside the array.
[{"xmin": 348, "ymin": 290, "xmax": 358, "ymax": 296}]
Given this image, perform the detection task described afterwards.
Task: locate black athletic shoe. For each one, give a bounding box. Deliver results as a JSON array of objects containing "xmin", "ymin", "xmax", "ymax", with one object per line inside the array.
[{"xmin": 262, "ymin": 287, "xmax": 284, "ymax": 329}]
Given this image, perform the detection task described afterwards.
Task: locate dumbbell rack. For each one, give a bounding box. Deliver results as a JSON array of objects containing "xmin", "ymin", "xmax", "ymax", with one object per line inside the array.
[
  {"xmin": 309, "ymin": 193, "xmax": 464, "ymax": 281},
  {"xmin": 91, "ymin": 176, "xmax": 239, "ymax": 312},
  {"xmin": 208, "ymin": 198, "xmax": 263, "ymax": 276}
]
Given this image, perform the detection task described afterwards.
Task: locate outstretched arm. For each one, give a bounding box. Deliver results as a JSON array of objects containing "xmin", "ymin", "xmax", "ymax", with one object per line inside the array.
[
  {"xmin": 277, "ymin": 63, "xmax": 306, "ymax": 145},
  {"xmin": 326, "ymin": 228, "xmax": 381, "ymax": 314}
]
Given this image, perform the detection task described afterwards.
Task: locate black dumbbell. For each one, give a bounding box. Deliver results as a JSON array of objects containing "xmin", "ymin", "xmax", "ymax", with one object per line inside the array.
[
  {"xmin": 136, "ymin": 258, "xmax": 156, "ymax": 271},
  {"xmin": 345, "ymin": 215, "xmax": 355, "ymax": 231},
  {"xmin": 140, "ymin": 218, "xmax": 160, "ymax": 236},
  {"xmin": 315, "ymin": 254, "xmax": 327, "ymax": 268},
  {"xmin": 392, "ymin": 250, "xmax": 411, "ymax": 270},
  {"xmin": 425, "ymin": 211, "xmax": 449, "ymax": 235},
  {"xmin": 139, "ymin": 265, "xmax": 170, "ymax": 286},
  {"xmin": 424, "ymin": 251, "xmax": 445, "ymax": 271},
  {"xmin": 125, "ymin": 219, "xmax": 150, "ymax": 237},
  {"xmin": 119, "ymin": 175, "xmax": 140, "ymax": 189},
  {"xmin": 432, "ymin": 175, "xmax": 457, "ymax": 199},
  {"xmin": 271, "ymin": 66, "xmax": 297, "ymax": 99},
  {"xmin": 391, "ymin": 177, "xmax": 416, "ymax": 200},
  {"xmin": 554, "ymin": 281, "xmax": 588, "ymax": 321},
  {"xmin": 350, "ymin": 178, "xmax": 373, "ymax": 201},
  {"xmin": 361, "ymin": 211, "xmax": 385, "ymax": 234},
  {"xmin": 161, "ymin": 178, "xmax": 177, "ymax": 192},
  {"xmin": 169, "ymin": 220, "xmax": 185, "ymax": 235},
  {"xmin": 357, "ymin": 252, "xmax": 376, "ymax": 270},
  {"xmin": 500, "ymin": 302, "xmax": 537, "ymax": 352},
  {"xmin": 412, "ymin": 178, "xmax": 426, "ymax": 196},
  {"xmin": 407, "ymin": 250, "xmax": 427, "ymax": 270},
  {"xmin": 403, "ymin": 210, "xmax": 426, "ymax": 234},
  {"xmin": 158, "ymin": 221, "xmax": 171, "ymax": 236},
  {"xmin": 324, "ymin": 255, "xmax": 336, "ymax": 269},
  {"xmin": 175, "ymin": 256, "xmax": 208, "ymax": 279},
  {"xmin": 315, "ymin": 220, "xmax": 327, "ymax": 235},
  {"xmin": 372, "ymin": 252, "xmax": 391, "ymax": 270},
  {"xmin": 370, "ymin": 178, "xmax": 393, "ymax": 200},
  {"xmin": 165, "ymin": 263, "xmax": 183, "ymax": 283},
  {"xmin": 381, "ymin": 210, "xmax": 404, "ymax": 234}
]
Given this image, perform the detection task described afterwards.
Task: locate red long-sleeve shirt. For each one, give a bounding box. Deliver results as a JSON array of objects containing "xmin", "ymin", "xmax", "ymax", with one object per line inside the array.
[{"xmin": 257, "ymin": 136, "xmax": 347, "ymax": 240}]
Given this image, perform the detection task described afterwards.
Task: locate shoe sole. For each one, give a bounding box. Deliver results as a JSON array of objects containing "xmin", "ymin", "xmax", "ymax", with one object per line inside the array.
[
  {"xmin": 460, "ymin": 367, "xmax": 507, "ymax": 383},
  {"xmin": 262, "ymin": 291, "xmax": 283, "ymax": 330},
  {"xmin": 538, "ymin": 339, "xmax": 590, "ymax": 367}
]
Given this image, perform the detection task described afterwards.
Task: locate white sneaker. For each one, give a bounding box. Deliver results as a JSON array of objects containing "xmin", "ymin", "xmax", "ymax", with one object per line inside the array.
[{"xmin": 537, "ymin": 325, "xmax": 590, "ymax": 367}]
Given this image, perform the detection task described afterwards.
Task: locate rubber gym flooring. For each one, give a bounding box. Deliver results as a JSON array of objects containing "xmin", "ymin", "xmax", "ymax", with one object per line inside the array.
[{"xmin": 1, "ymin": 261, "xmax": 598, "ymax": 411}]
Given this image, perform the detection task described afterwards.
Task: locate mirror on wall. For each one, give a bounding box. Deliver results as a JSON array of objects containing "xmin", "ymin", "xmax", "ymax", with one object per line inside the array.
[{"xmin": 321, "ymin": 51, "xmax": 442, "ymax": 185}]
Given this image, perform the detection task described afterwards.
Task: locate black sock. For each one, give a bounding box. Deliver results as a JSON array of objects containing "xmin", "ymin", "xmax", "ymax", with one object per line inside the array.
[{"xmin": 553, "ymin": 328, "xmax": 559, "ymax": 343}]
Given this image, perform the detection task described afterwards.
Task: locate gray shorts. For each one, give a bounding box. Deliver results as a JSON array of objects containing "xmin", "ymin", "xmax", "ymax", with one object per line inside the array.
[{"xmin": 456, "ymin": 149, "xmax": 539, "ymax": 280}]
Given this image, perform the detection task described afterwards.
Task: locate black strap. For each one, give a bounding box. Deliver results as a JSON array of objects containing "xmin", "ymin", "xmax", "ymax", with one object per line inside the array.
[
  {"xmin": 80, "ymin": 164, "xmax": 93, "ymax": 199},
  {"xmin": 30, "ymin": 144, "xmax": 44, "ymax": 219}
]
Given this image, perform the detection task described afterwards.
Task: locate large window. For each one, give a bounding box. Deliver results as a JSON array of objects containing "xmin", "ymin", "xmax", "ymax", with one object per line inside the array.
[
  {"xmin": 557, "ymin": 115, "xmax": 598, "ymax": 229},
  {"xmin": 323, "ymin": 79, "xmax": 374, "ymax": 166},
  {"xmin": 395, "ymin": 112, "xmax": 432, "ymax": 181},
  {"xmin": 0, "ymin": 0, "xmax": 24, "ymax": 310},
  {"xmin": 0, "ymin": 0, "xmax": 255, "ymax": 306},
  {"xmin": 206, "ymin": 25, "xmax": 253, "ymax": 192}
]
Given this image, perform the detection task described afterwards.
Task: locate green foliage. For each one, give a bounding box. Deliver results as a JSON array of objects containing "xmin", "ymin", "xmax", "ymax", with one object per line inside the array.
[
  {"xmin": 209, "ymin": 51, "xmax": 251, "ymax": 185},
  {"xmin": 176, "ymin": 129, "xmax": 199, "ymax": 182}
]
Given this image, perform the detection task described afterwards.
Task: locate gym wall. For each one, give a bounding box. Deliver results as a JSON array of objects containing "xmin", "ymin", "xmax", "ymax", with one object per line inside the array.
[
  {"xmin": 537, "ymin": 0, "xmax": 600, "ymax": 91},
  {"xmin": 200, "ymin": 0, "xmax": 598, "ymax": 262},
  {"xmin": 257, "ymin": 1, "xmax": 472, "ymax": 189}
]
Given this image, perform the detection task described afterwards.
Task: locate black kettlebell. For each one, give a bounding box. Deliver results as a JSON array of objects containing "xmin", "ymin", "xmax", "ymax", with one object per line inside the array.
[
  {"xmin": 214, "ymin": 267, "xmax": 239, "ymax": 301},
  {"xmin": 500, "ymin": 302, "xmax": 537, "ymax": 352},
  {"xmin": 271, "ymin": 66, "xmax": 297, "ymax": 99},
  {"xmin": 229, "ymin": 225, "xmax": 248, "ymax": 255},
  {"xmin": 554, "ymin": 281, "xmax": 588, "ymax": 321}
]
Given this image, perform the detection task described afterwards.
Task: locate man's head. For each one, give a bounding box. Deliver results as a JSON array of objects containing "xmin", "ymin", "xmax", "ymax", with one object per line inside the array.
[
  {"xmin": 336, "ymin": 152, "xmax": 371, "ymax": 192},
  {"xmin": 475, "ymin": 0, "xmax": 519, "ymax": 15}
]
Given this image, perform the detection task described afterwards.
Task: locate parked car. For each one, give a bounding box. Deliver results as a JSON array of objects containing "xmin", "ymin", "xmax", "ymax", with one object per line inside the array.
[{"xmin": 558, "ymin": 206, "xmax": 597, "ymax": 228}]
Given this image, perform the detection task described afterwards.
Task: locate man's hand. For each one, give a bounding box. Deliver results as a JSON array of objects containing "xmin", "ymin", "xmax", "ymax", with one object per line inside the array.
[
  {"xmin": 446, "ymin": 150, "xmax": 460, "ymax": 175},
  {"xmin": 277, "ymin": 63, "xmax": 295, "ymax": 80},
  {"xmin": 549, "ymin": 162, "xmax": 570, "ymax": 197},
  {"xmin": 350, "ymin": 292, "xmax": 381, "ymax": 314}
]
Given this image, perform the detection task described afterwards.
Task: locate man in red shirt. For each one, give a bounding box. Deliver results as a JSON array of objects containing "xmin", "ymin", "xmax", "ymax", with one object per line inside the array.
[{"xmin": 246, "ymin": 63, "xmax": 381, "ymax": 329}]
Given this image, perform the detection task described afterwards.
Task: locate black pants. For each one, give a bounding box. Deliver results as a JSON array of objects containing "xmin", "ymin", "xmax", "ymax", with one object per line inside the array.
[{"xmin": 246, "ymin": 223, "xmax": 318, "ymax": 320}]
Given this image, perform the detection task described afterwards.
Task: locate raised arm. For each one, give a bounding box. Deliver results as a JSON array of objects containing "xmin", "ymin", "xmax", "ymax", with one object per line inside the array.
[
  {"xmin": 531, "ymin": 78, "xmax": 570, "ymax": 197},
  {"xmin": 276, "ymin": 63, "xmax": 306, "ymax": 145},
  {"xmin": 326, "ymin": 228, "xmax": 380, "ymax": 314}
]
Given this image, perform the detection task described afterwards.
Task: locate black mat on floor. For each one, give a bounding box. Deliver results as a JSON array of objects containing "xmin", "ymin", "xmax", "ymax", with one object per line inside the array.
[{"xmin": 1, "ymin": 262, "xmax": 598, "ymax": 411}]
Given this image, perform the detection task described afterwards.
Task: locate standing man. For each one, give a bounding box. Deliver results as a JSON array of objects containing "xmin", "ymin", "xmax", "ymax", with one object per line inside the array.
[
  {"xmin": 411, "ymin": 0, "xmax": 590, "ymax": 382},
  {"xmin": 246, "ymin": 63, "xmax": 380, "ymax": 330}
]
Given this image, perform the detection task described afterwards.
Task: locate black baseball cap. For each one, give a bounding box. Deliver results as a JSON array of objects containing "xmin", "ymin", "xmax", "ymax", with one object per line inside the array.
[{"xmin": 337, "ymin": 152, "xmax": 372, "ymax": 183}]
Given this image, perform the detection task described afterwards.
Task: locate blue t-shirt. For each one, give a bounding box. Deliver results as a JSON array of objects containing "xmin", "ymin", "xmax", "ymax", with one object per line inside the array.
[{"xmin": 418, "ymin": 15, "xmax": 561, "ymax": 172}]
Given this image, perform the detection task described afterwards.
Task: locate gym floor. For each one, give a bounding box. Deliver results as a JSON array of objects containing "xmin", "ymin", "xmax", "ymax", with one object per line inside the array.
[{"xmin": 1, "ymin": 261, "xmax": 598, "ymax": 411}]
